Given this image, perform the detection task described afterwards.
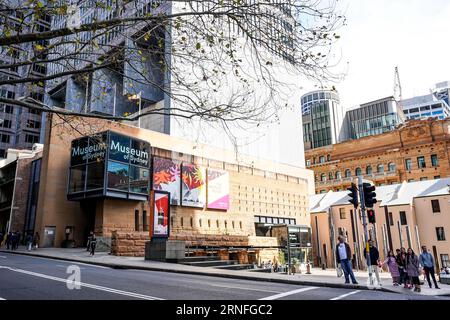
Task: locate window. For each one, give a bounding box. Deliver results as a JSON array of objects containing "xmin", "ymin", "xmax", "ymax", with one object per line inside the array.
[
  {"xmin": 329, "ymin": 172, "xmax": 333, "ymax": 181},
  {"xmin": 0, "ymin": 149, "xmax": 5, "ymax": 158},
  {"xmin": 408, "ymin": 179, "xmax": 415, "ymax": 182},
  {"xmin": 400, "ymin": 211, "xmax": 407, "ymax": 225},
  {"xmin": 366, "ymin": 165, "xmax": 372, "ymax": 175},
  {"xmin": 135, "ymin": 210, "xmax": 140, "ymax": 231},
  {"xmin": 0, "ymin": 105, "xmax": 14, "ymax": 114},
  {"xmin": 143, "ymin": 210, "xmax": 148, "ymax": 231},
  {"xmin": 431, "ymin": 154, "xmax": 438, "ymax": 167},
  {"xmin": 345, "ymin": 169, "xmax": 351, "ymax": 178},
  {"xmin": 26, "ymin": 120, "xmax": 41, "ymax": 129},
  {"xmin": 420, "ymin": 177, "xmax": 427, "ymax": 181},
  {"xmin": 377, "ymin": 164, "xmax": 384, "ymax": 173},
  {"xmin": 417, "ymin": 156, "xmax": 426, "ymax": 169},
  {"xmin": 306, "ymin": 159, "xmax": 311, "ymax": 166},
  {"xmin": 86, "ymin": 162, "xmax": 104, "ymax": 190},
  {"xmin": 335, "ymin": 171, "xmax": 342, "ymax": 180},
  {"xmin": 339, "ymin": 208, "xmax": 346, "ymax": 220},
  {"xmin": 25, "ymin": 134, "xmax": 39, "ymax": 144},
  {"xmin": 434, "ymin": 176, "xmax": 441, "ymax": 180},
  {"xmin": 319, "ymin": 156, "xmax": 325, "ymax": 163},
  {"xmin": 388, "ymin": 212, "xmax": 394, "ymax": 226},
  {"xmin": 355, "ymin": 167, "xmax": 362, "ymax": 176},
  {"xmin": 436, "ymin": 227, "xmax": 446, "ymax": 241},
  {"xmin": 320, "ymin": 173, "xmax": 326, "ymax": 182},
  {"xmin": 68, "ymin": 166, "xmax": 86, "ymax": 193},
  {"xmin": 405, "ymin": 158, "xmax": 412, "ymax": 171},
  {"xmin": 441, "ymin": 254, "xmax": 450, "ymax": 268},
  {"xmin": 0, "ymin": 119, "xmax": 11, "ymax": 128},
  {"xmin": 107, "ymin": 161, "xmax": 129, "ymax": 191},
  {"xmin": 431, "ymin": 200, "xmax": 441, "ymax": 213},
  {"xmin": 129, "ymin": 166, "xmax": 149, "ymax": 194},
  {"xmin": 1, "ymin": 134, "xmax": 11, "ymax": 143},
  {"xmin": 388, "ymin": 163, "xmax": 396, "ymax": 172}
]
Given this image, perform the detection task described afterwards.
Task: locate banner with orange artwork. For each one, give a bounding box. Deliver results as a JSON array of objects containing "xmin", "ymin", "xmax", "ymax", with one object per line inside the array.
[
  {"xmin": 181, "ymin": 163, "xmax": 206, "ymax": 208},
  {"xmin": 152, "ymin": 157, "xmax": 181, "ymax": 205}
]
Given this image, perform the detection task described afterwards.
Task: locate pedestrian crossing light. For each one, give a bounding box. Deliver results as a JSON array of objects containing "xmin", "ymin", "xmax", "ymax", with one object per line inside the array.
[
  {"xmin": 347, "ymin": 183, "xmax": 359, "ymax": 209},
  {"xmin": 367, "ymin": 209, "xmax": 376, "ymax": 224},
  {"xmin": 362, "ymin": 183, "xmax": 377, "ymax": 208}
]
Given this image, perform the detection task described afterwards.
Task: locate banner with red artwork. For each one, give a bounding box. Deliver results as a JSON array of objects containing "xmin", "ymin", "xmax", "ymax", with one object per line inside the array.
[
  {"xmin": 181, "ymin": 163, "xmax": 206, "ymax": 208},
  {"xmin": 152, "ymin": 191, "xmax": 170, "ymax": 238},
  {"xmin": 207, "ymin": 169, "xmax": 230, "ymax": 210},
  {"xmin": 152, "ymin": 157, "xmax": 181, "ymax": 205}
]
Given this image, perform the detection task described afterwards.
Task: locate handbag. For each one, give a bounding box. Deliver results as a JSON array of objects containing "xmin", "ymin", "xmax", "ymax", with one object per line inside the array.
[{"xmin": 336, "ymin": 264, "xmax": 344, "ymax": 277}]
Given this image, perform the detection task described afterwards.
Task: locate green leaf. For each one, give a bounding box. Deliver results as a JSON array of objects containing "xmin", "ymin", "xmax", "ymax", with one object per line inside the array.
[{"xmin": 196, "ymin": 43, "xmax": 201, "ymax": 50}]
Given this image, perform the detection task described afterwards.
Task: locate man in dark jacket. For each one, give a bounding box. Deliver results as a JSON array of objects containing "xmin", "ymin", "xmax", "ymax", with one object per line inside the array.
[
  {"xmin": 336, "ymin": 236, "xmax": 358, "ymax": 284},
  {"xmin": 368, "ymin": 241, "xmax": 381, "ymax": 286}
]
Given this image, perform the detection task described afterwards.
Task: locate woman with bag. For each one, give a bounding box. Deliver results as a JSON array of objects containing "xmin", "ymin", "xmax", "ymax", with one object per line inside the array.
[
  {"xmin": 381, "ymin": 250, "xmax": 400, "ymax": 286},
  {"xmin": 406, "ymin": 248, "xmax": 421, "ymax": 292}
]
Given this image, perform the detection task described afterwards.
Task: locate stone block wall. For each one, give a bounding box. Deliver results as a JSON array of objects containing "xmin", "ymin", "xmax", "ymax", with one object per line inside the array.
[{"xmin": 111, "ymin": 231, "xmax": 150, "ymax": 256}]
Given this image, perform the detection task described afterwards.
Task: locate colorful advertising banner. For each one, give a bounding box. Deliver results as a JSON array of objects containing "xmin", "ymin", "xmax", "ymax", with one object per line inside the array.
[
  {"xmin": 207, "ymin": 169, "xmax": 230, "ymax": 210},
  {"xmin": 152, "ymin": 191, "xmax": 170, "ymax": 238},
  {"xmin": 152, "ymin": 157, "xmax": 181, "ymax": 205},
  {"xmin": 181, "ymin": 163, "xmax": 206, "ymax": 208}
]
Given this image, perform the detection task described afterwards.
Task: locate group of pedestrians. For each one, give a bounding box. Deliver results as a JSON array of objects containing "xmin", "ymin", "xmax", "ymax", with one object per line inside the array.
[
  {"xmin": 382, "ymin": 246, "xmax": 440, "ymax": 292},
  {"xmin": 0, "ymin": 231, "xmax": 40, "ymax": 251},
  {"xmin": 336, "ymin": 236, "xmax": 441, "ymax": 293}
]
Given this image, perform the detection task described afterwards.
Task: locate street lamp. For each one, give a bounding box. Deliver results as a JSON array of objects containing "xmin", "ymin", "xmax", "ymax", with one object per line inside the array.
[{"xmin": 128, "ymin": 91, "xmax": 142, "ymax": 128}]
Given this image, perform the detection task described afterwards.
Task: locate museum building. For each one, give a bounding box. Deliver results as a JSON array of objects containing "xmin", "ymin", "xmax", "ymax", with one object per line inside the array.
[{"xmin": 23, "ymin": 114, "xmax": 314, "ymax": 263}]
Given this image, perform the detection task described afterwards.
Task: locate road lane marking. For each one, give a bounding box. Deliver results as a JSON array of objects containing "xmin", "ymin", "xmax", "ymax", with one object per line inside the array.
[
  {"xmin": 0, "ymin": 265, "xmax": 164, "ymax": 300},
  {"xmin": 0, "ymin": 256, "xmax": 7, "ymax": 258},
  {"xmin": 330, "ymin": 290, "xmax": 361, "ymax": 300},
  {"xmin": 259, "ymin": 287, "xmax": 318, "ymax": 300},
  {"xmin": 1, "ymin": 253, "xmax": 110, "ymax": 269},
  {"xmin": 0, "ymin": 297, "xmax": 5, "ymax": 300},
  {"xmin": 208, "ymin": 284, "xmax": 282, "ymax": 294}
]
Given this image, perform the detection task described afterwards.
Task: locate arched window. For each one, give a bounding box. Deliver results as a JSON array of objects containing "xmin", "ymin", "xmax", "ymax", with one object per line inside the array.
[
  {"xmin": 327, "ymin": 154, "xmax": 331, "ymax": 161},
  {"xmin": 335, "ymin": 171, "xmax": 342, "ymax": 180},
  {"xmin": 345, "ymin": 169, "xmax": 351, "ymax": 178},
  {"xmin": 388, "ymin": 163, "xmax": 396, "ymax": 172},
  {"xmin": 377, "ymin": 164, "xmax": 385, "ymax": 173},
  {"xmin": 355, "ymin": 167, "xmax": 362, "ymax": 176},
  {"xmin": 329, "ymin": 172, "xmax": 334, "ymax": 181},
  {"xmin": 366, "ymin": 165, "xmax": 372, "ymax": 175},
  {"xmin": 320, "ymin": 173, "xmax": 327, "ymax": 182}
]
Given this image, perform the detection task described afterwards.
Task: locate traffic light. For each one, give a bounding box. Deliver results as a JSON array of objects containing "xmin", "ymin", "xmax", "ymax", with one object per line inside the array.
[
  {"xmin": 367, "ymin": 209, "xmax": 376, "ymax": 224},
  {"xmin": 362, "ymin": 182, "xmax": 377, "ymax": 208},
  {"xmin": 347, "ymin": 183, "xmax": 358, "ymax": 208}
]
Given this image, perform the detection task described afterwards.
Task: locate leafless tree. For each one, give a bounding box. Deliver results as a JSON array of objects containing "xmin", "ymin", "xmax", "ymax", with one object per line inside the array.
[{"xmin": 0, "ymin": 0, "xmax": 345, "ymax": 126}]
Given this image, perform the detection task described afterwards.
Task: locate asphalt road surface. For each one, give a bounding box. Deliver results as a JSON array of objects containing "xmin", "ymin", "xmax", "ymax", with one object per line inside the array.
[{"xmin": 0, "ymin": 253, "xmax": 448, "ymax": 300}]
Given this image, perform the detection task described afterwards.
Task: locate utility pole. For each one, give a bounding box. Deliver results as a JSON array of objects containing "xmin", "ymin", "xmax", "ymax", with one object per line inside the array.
[{"xmin": 358, "ymin": 176, "xmax": 373, "ymax": 283}]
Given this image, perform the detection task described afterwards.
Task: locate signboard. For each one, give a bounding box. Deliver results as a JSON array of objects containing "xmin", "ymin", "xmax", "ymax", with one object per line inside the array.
[
  {"xmin": 152, "ymin": 157, "xmax": 181, "ymax": 205},
  {"xmin": 207, "ymin": 168, "xmax": 230, "ymax": 210},
  {"xmin": 108, "ymin": 131, "xmax": 150, "ymax": 167},
  {"xmin": 151, "ymin": 190, "xmax": 170, "ymax": 238},
  {"xmin": 70, "ymin": 132, "xmax": 107, "ymax": 166},
  {"xmin": 181, "ymin": 163, "xmax": 206, "ymax": 208}
]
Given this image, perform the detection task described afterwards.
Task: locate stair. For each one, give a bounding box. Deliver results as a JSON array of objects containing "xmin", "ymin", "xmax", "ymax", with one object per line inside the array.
[
  {"xmin": 213, "ymin": 264, "xmax": 255, "ymax": 270},
  {"xmin": 180, "ymin": 258, "xmax": 240, "ymax": 268}
]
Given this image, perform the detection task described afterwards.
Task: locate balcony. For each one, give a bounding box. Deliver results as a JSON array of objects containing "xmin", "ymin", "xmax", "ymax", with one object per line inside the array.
[{"xmin": 364, "ymin": 171, "xmax": 398, "ymax": 179}]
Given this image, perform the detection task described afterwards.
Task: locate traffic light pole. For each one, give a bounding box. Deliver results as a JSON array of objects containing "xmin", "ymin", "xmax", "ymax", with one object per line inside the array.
[{"xmin": 358, "ymin": 176, "xmax": 373, "ymax": 284}]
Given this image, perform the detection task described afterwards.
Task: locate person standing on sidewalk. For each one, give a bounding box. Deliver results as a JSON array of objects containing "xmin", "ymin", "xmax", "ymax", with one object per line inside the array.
[
  {"xmin": 419, "ymin": 245, "xmax": 440, "ymax": 289},
  {"xmin": 89, "ymin": 233, "xmax": 97, "ymax": 256},
  {"xmin": 6, "ymin": 232, "xmax": 12, "ymax": 250},
  {"xmin": 33, "ymin": 232, "xmax": 40, "ymax": 250},
  {"xmin": 335, "ymin": 236, "xmax": 358, "ymax": 285},
  {"xmin": 382, "ymin": 250, "xmax": 400, "ymax": 286},
  {"xmin": 86, "ymin": 231, "xmax": 93, "ymax": 252},
  {"xmin": 26, "ymin": 233, "xmax": 33, "ymax": 251},
  {"xmin": 367, "ymin": 240, "xmax": 381, "ymax": 286},
  {"xmin": 406, "ymin": 248, "xmax": 421, "ymax": 293}
]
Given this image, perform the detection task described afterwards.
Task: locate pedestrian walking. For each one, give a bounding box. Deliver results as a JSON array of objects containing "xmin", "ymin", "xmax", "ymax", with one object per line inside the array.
[
  {"xmin": 26, "ymin": 233, "xmax": 33, "ymax": 251},
  {"xmin": 86, "ymin": 231, "xmax": 93, "ymax": 252},
  {"xmin": 381, "ymin": 250, "xmax": 400, "ymax": 286},
  {"xmin": 89, "ymin": 233, "xmax": 97, "ymax": 256},
  {"xmin": 32, "ymin": 232, "xmax": 40, "ymax": 249},
  {"xmin": 335, "ymin": 236, "xmax": 358, "ymax": 284},
  {"xmin": 419, "ymin": 245, "xmax": 440, "ymax": 289},
  {"xmin": 6, "ymin": 232, "xmax": 12, "ymax": 250},
  {"xmin": 397, "ymin": 248, "xmax": 408, "ymax": 286},
  {"xmin": 14, "ymin": 231, "xmax": 21, "ymax": 250},
  {"xmin": 406, "ymin": 248, "xmax": 421, "ymax": 293},
  {"xmin": 11, "ymin": 232, "xmax": 18, "ymax": 251},
  {"xmin": 367, "ymin": 240, "xmax": 381, "ymax": 286}
]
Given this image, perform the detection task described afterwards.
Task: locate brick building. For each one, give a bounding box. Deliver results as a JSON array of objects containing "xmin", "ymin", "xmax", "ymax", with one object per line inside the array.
[
  {"xmin": 305, "ymin": 118, "xmax": 450, "ymax": 194},
  {"xmin": 0, "ymin": 144, "xmax": 42, "ymax": 236},
  {"xmin": 310, "ymin": 179, "xmax": 450, "ymax": 271}
]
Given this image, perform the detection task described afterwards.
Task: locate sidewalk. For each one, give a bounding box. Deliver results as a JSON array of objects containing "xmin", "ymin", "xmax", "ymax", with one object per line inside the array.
[{"xmin": 2, "ymin": 247, "xmax": 450, "ymax": 297}]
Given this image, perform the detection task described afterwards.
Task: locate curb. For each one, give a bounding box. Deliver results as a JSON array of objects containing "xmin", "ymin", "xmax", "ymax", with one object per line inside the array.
[{"xmin": 0, "ymin": 250, "xmax": 403, "ymax": 294}]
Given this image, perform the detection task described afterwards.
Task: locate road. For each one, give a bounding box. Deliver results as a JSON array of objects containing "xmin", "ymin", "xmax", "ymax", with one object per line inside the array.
[{"xmin": 0, "ymin": 253, "xmax": 448, "ymax": 300}]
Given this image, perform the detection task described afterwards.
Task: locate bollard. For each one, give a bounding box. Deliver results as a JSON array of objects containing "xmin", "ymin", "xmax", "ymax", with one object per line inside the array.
[{"xmin": 306, "ymin": 262, "xmax": 312, "ymax": 274}]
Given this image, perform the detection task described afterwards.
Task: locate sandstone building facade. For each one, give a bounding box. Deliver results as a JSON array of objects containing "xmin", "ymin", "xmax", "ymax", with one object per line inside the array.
[{"xmin": 28, "ymin": 114, "xmax": 314, "ymax": 263}]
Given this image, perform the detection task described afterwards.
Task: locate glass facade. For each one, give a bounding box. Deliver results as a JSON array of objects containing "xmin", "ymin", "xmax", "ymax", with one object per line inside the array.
[{"xmin": 311, "ymin": 101, "xmax": 332, "ymax": 148}]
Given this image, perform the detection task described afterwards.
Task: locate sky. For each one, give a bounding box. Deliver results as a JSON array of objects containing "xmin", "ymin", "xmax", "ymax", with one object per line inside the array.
[{"xmin": 302, "ymin": 0, "xmax": 450, "ymax": 108}]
